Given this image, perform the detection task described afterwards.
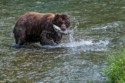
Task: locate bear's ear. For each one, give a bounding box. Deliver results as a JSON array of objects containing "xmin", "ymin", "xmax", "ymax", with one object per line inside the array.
[
  {"xmin": 54, "ymin": 14, "xmax": 61, "ymax": 20},
  {"xmin": 53, "ymin": 14, "xmax": 62, "ymax": 24},
  {"xmin": 61, "ymin": 14, "xmax": 67, "ymax": 18},
  {"xmin": 61, "ymin": 14, "xmax": 70, "ymax": 20},
  {"xmin": 54, "ymin": 14, "xmax": 68, "ymax": 21}
]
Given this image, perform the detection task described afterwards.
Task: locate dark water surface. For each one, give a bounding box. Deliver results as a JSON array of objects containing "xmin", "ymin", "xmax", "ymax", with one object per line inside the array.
[{"xmin": 0, "ymin": 0, "xmax": 125, "ymax": 83}]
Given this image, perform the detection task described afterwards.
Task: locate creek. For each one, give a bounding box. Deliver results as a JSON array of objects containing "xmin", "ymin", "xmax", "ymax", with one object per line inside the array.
[{"xmin": 0, "ymin": 0, "xmax": 125, "ymax": 83}]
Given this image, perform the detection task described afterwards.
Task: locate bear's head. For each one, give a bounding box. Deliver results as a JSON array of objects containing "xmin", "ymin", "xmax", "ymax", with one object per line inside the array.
[{"xmin": 53, "ymin": 14, "xmax": 70, "ymax": 35}]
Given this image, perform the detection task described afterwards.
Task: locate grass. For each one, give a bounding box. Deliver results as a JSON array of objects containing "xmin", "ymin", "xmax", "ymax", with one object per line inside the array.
[{"xmin": 104, "ymin": 50, "xmax": 125, "ymax": 83}]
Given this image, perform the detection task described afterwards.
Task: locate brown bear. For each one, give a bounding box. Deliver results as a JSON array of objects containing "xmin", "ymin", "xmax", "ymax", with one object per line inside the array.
[{"xmin": 13, "ymin": 12, "xmax": 70, "ymax": 48}]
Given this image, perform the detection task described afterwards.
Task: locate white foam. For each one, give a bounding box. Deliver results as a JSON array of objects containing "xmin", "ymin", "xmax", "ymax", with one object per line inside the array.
[
  {"xmin": 60, "ymin": 40, "xmax": 93, "ymax": 48},
  {"xmin": 41, "ymin": 40, "xmax": 93, "ymax": 48},
  {"xmin": 42, "ymin": 39, "xmax": 109, "ymax": 52}
]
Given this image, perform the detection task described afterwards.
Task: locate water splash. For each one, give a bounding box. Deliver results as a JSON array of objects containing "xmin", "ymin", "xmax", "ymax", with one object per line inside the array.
[
  {"xmin": 68, "ymin": 22, "xmax": 79, "ymax": 42},
  {"xmin": 42, "ymin": 39, "xmax": 109, "ymax": 53},
  {"xmin": 66, "ymin": 23, "xmax": 78, "ymax": 54},
  {"xmin": 42, "ymin": 22, "xmax": 109, "ymax": 53}
]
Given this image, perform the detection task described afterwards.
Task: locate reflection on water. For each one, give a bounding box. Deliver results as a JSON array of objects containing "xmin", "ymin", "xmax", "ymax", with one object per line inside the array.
[{"xmin": 0, "ymin": 0, "xmax": 125, "ymax": 83}]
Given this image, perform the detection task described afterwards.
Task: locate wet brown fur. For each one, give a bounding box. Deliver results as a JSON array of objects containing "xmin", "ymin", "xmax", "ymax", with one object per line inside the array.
[{"xmin": 13, "ymin": 12, "xmax": 70, "ymax": 47}]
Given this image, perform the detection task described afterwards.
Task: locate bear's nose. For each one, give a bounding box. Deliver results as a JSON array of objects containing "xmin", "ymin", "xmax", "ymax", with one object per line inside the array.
[{"xmin": 61, "ymin": 24, "xmax": 66, "ymax": 31}]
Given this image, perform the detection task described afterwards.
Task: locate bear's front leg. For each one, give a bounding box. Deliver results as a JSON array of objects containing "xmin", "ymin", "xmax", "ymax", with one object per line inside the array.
[
  {"xmin": 40, "ymin": 39, "xmax": 57, "ymax": 46},
  {"xmin": 40, "ymin": 31, "xmax": 57, "ymax": 46}
]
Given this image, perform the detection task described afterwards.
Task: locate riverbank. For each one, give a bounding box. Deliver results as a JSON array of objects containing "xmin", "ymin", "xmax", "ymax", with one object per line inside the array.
[{"xmin": 104, "ymin": 49, "xmax": 125, "ymax": 83}]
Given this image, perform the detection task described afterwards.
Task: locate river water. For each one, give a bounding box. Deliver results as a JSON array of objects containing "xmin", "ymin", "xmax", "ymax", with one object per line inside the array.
[{"xmin": 0, "ymin": 0, "xmax": 125, "ymax": 83}]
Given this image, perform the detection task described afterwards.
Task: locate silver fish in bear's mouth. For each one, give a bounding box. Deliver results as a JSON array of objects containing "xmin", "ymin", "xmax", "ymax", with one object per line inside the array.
[{"xmin": 53, "ymin": 24, "xmax": 71, "ymax": 35}]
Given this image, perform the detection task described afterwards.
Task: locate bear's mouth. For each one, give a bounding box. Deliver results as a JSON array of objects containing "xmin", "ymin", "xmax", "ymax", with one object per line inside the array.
[{"xmin": 53, "ymin": 24, "xmax": 71, "ymax": 35}]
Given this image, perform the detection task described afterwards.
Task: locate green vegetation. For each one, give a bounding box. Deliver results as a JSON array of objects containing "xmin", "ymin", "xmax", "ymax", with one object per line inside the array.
[{"xmin": 104, "ymin": 50, "xmax": 125, "ymax": 83}]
